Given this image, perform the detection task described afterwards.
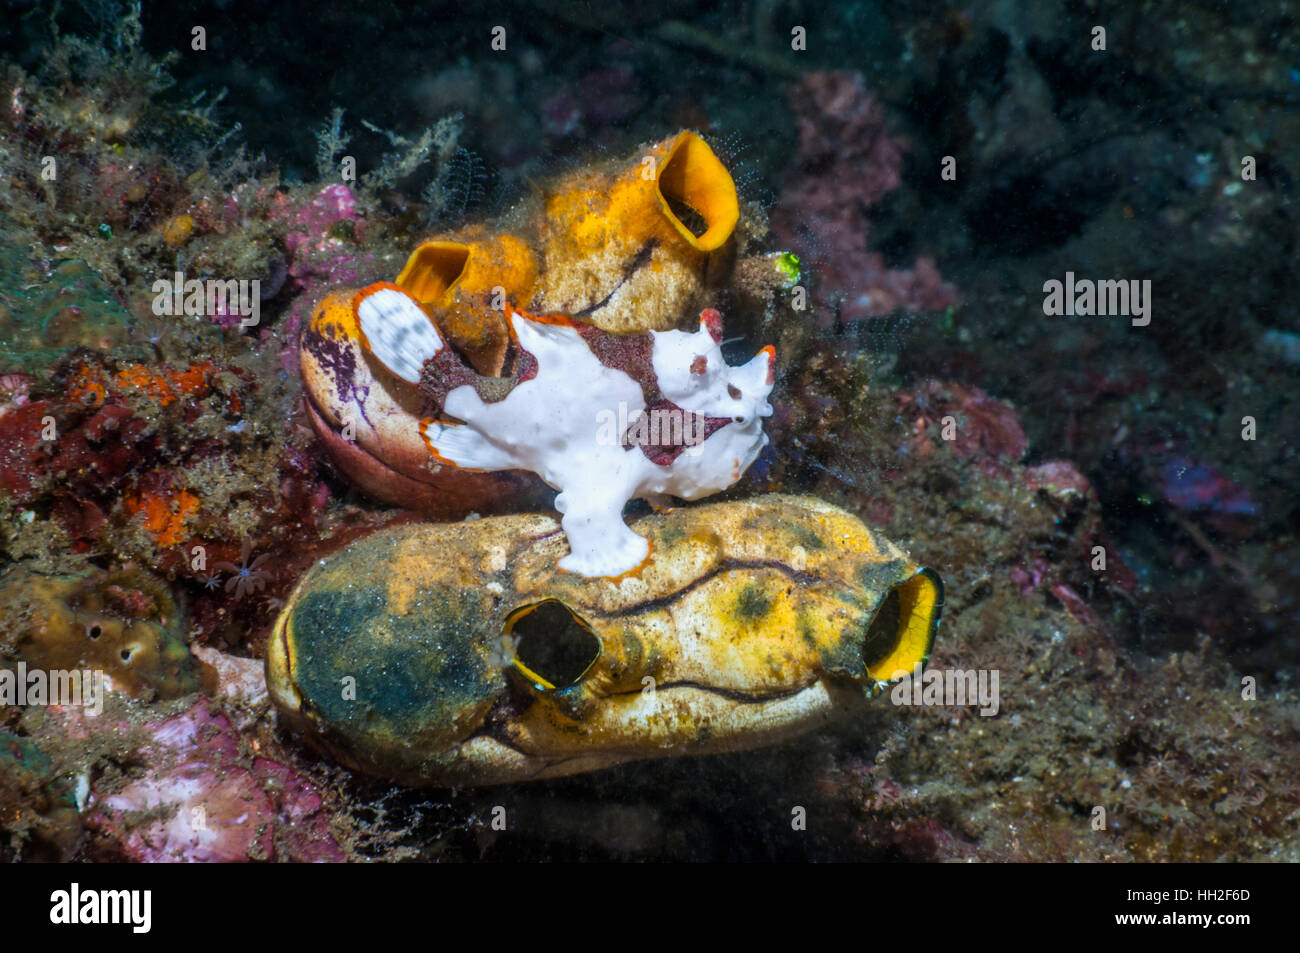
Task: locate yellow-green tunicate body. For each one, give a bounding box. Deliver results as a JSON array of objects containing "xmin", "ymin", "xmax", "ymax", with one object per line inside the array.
[{"xmin": 266, "ymin": 494, "xmax": 942, "ymax": 786}]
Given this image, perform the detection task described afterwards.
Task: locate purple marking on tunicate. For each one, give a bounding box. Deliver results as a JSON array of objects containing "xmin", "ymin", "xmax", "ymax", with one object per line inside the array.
[{"xmin": 300, "ymin": 326, "xmax": 373, "ymax": 430}]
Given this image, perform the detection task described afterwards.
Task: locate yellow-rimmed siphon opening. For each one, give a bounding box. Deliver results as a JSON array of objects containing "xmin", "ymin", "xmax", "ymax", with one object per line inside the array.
[
  {"xmin": 504, "ymin": 599, "xmax": 602, "ymax": 691},
  {"xmin": 654, "ymin": 132, "xmax": 740, "ymax": 252},
  {"xmin": 862, "ymin": 568, "xmax": 943, "ymax": 688}
]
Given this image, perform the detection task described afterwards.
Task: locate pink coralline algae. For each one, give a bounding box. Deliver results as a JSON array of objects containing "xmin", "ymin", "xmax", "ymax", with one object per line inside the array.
[
  {"xmin": 1023, "ymin": 460, "xmax": 1093, "ymax": 499},
  {"xmin": 898, "ymin": 380, "xmax": 1027, "ymax": 475},
  {"xmin": 0, "ymin": 372, "xmax": 30, "ymax": 419},
  {"xmin": 275, "ymin": 183, "xmax": 380, "ymax": 363},
  {"xmin": 281, "ymin": 184, "xmax": 363, "ymax": 262},
  {"xmin": 772, "ymin": 70, "xmax": 958, "ymax": 324},
  {"xmin": 87, "ymin": 702, "xmax": 342, "ymax": 863},
  {"xmin": 279, "ymin": 184, "xmax": 377, "ymax": 296}
]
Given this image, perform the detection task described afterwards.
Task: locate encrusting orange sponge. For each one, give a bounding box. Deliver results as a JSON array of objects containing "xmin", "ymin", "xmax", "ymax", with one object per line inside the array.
[
  {"xmin": 300, "ymin": 131, "xmax": 755, "ymax": 519},
  {"xmin": 393, "ymin": 131, "xmax": 741, "ymax": 337}
]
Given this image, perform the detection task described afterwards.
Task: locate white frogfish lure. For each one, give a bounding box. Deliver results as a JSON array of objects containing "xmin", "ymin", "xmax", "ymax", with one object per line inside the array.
[{"xmin": 356, "ymin": 283, "xmax": 776, "ymax": 577}]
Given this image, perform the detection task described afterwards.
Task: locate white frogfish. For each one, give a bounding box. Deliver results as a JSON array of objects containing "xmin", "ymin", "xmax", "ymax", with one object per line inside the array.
[{"xmin": 355, "ymin": 282, "xmax": 776, "ymax": 577}]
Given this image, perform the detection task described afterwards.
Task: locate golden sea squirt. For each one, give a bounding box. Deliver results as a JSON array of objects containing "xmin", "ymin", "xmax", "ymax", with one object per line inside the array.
[
  {"xmin": 297, "ymin": 130, "xmax": 753, "ymax": 520},
  {"xmin": 265, "ymin": 495, "xmax": 942, "ymax": 786}
]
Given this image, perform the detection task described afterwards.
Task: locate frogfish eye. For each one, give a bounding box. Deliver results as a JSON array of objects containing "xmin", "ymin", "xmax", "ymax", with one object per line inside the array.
[
  {"xmin": 860, "ymin": 568, "xmax": 943, "ymax": 685},
  {"xmin": 504, "ymin": 600, "xmax": 602, "ymax": 690}
]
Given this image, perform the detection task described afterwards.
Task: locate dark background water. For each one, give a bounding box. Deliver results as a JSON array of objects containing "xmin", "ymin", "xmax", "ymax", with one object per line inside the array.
[{"xmin": 1, "ymin": 0, "xmax": 1297, "ymax": 861}]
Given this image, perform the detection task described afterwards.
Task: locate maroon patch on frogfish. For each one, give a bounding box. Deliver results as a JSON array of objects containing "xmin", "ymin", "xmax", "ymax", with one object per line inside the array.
[
  {"xmin": 629, "ymin": 399, "xmax": 732, "ymax": 466},
  {"xmin": 573, "ymin": 322, "xmax": 732, "ymax": 465},
  {"xmin": 416, "ymin": 349, "xmax": 479, "ymax": 415},
  {"xmin": 573, "ymin": 323, "xmax": 667, "ymax": 404},
  {"xmin": 410, "ymin": 312, "xmax": 737, "ymax": 466}
]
